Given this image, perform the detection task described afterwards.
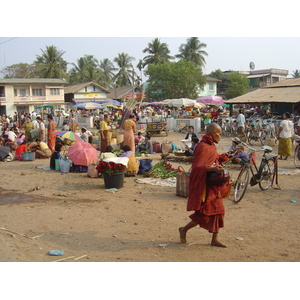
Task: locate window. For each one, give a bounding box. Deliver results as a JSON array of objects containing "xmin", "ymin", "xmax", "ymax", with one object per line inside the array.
[
  {"xmin": 20, "ymin": 89, "xmax": 26, "ymax": 97},
  {"xmin": 50, "ymin": 88, "xmax": 60, "ymax": 95},
  {"xmin": 208, "ymin": 83, "xmax": 214, "ymax": 92},
  {"xmin": 14, "ymin": 89, "xmax": 17, "ymax": 96},
  {"xmin": 32, "ymin": 89, "xmax": 43, "ymax": 96}
]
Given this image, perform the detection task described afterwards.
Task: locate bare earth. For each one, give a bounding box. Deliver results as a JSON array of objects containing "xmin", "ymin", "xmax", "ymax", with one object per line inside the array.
[{"xmin": 0, "ymin": 131, "xmax": 299, "ymax": 262}]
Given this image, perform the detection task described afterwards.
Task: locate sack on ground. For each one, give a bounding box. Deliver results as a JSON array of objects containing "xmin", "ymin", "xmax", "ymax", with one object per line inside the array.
[
  {"xmin": 138, "ymin": 159, "xmax": 153, "ymax": 175},
  {"xmin": 176, "ymin": 166, "xmax": 190, "ymax": 198}
]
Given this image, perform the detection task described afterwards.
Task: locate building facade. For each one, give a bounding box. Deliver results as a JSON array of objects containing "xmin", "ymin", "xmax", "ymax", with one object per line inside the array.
[{"xmin": 0, "ymin": 78, "xmax": 66, "ymax": 116}]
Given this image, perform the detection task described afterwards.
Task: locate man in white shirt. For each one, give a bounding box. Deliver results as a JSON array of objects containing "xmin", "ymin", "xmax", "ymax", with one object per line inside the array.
[
  {"xmin": 236, "ymin": 109, "xmax": 246, "ymax": 138},
  {"xmin": 36, "ymin": 117, "xmax": 46, "ymax": 141}
]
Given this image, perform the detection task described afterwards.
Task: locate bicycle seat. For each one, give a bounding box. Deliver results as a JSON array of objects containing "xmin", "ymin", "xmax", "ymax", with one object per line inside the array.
[{"xmin": 261, "ymin": 145, "xmax": 273, "ymax": 153}]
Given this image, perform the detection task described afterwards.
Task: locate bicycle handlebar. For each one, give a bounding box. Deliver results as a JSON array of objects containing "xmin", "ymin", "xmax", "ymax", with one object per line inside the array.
[{"xmin": 239, "ymin": 141, "xmax": 270, "ymax": 153}]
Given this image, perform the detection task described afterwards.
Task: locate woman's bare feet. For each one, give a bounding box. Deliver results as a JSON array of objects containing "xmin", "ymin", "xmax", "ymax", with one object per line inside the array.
[
  {"xmin": 179, "ymin": 227, "xmax": 187, "ymax": 243},
  {"xmin": 211, "ymin": 240, "xmax": 227, "ymax": 247}
]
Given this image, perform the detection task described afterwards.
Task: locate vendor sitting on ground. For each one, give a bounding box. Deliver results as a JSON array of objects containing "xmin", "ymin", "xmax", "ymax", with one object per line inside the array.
[
  {"xmin": 50, "ymin": 143, "xmax": 63, "ymax": 170},
  {"xmin": 15, "ymin": 139, "xmax": 30, "ymax": 160},
  {"xmin": 227, "ymin": 137, "xmax": 241, "ymax": 152},
  {"xmin": 100, "ymin": 145, "xmax": 117, "ymax": 159},
  {"xmin": 138, "ymin": 134, "xmax": 153, "ymax": 154},
  {"xmin": 135, "ymin": 132, "xmax": 145, "ymax": 145},
  {"xmin": 119, "ymin": 145, "xmax": 139, "ymax": 177},
  {"xmin": 28, "ymin": 138, "xmax": 52, "ymax": 158},
  {"xmin": 227, "ymin": 144, "xmax": 249, "ymax": 166},
  {"xmin": 184, "ymin": 137, "xmax": 199, "ymax": 157}
]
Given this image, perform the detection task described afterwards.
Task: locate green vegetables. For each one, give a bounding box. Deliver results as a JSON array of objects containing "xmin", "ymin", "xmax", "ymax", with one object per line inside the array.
[{"xmin": 145, "ymin": 161, "xmax": 177, "ymax": 178}]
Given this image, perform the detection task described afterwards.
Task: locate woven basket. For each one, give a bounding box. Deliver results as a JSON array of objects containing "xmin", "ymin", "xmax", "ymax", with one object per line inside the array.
[{"xmin": 174, "ymin": 150, "xmax": 185, "ymax": 156}]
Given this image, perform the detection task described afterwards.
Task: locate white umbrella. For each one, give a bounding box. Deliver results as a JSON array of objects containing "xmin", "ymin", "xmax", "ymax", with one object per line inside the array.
[
  {"xmin": 72, "ymin": 102, "xmax": 104, "ymax": 110},
  {"xmin": 167, "ymin": 98, "xmax": 196, "ymax": 107}
]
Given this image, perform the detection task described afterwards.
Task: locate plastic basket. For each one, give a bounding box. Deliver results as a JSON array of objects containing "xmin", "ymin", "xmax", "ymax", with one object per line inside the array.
[{"xmin": 21, "ymin": 152, "xmax": 35, "ymax": 161}]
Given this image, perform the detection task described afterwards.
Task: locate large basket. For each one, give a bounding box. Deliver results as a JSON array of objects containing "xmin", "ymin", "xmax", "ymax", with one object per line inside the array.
[{"xmin": 174, "ymin": 150, "xmax": 185, "ymax": 156}]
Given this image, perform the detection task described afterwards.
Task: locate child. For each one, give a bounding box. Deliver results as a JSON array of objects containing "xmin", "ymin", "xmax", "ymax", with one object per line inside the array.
[
  {"xmin": 100, "ymin": 145, "xmax": 117, "ymax": 159},
  {"xmin": 228, "ymin": 144, "xmax": 249, "ymax": 166}
]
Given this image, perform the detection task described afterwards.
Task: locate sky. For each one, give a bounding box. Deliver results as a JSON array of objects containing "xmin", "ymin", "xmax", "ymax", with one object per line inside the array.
[
  {"xmin": 1, "ymin": 0, "xmax": 299, "ymax": 81},
  {"xmin": 1, "ymin": 36, "xmax": 299, "ymax": 79}
]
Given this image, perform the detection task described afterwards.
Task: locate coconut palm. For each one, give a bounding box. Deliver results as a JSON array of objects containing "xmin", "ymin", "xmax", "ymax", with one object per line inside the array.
[
  {"xmin": 113, "ymin": 53, "xmax": 135, "ymax": 87},
  {"xmin": 34, "ymin": 45, "xmax": 67, "ymax": 78},
  {"xmin": 292, "ymin": 69, "xmax": 300, "ymax": 78},
  {"xmin": 98, "ymin": 58, "xmax": 116, "ymax": 88},
  {"xmin": 176, "ymin": 37, "xmax": 208, "ymax": 67},
  {"xmin": 69, "ymin": 55, "xmax": 99, "ymax": 83},
  {"xmin": 142, "ymin": 38, "xmax": 173, "ymax": 67}
]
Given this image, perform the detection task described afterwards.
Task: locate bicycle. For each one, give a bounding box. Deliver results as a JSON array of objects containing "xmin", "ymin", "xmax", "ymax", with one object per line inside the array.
[
  {"xmin": 233, "ymin": 142, "xmax": 279, "ymax": 203},
  {"xmin": 246, "ymin": 119, "xmax": 262, "ymax": 146},
  {"xmin": 260, "ymin": 117, "xmax": 278, "ymax": 145},
  {"xmin": 294, "ymin": 135, "xmax": 300, "ymax": 169}
]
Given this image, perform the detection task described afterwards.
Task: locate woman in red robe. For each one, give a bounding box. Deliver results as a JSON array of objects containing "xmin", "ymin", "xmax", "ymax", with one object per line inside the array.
[{"xmin": 179, "ymin": 123, "xmax": 229, "ymax": 247}]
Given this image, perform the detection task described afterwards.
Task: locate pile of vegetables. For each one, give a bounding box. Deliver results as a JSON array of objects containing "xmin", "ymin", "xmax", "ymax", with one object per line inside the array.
[{"xmin": 145, "ymin": 161, "xmax": 177, "ymax": 178}]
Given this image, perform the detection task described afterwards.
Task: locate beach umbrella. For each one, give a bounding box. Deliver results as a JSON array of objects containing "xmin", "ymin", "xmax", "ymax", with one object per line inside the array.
[
  {"xmin": 168, "ymin": 98, "xmax": 196, "ymax": 107},
  {"xmin": 195, "ymin": 96, "xmax": 224, "ymax": 105},
  {"xmin": 0, "ymin": 146, "xmax": 10, "ymax": 160},
  {"xmin": 67, "ymin": 141, "xmax": 98, "ymax": 166},
  {"xmin": 72, "ymin": 102, "xmax": 104, "ymax": 110},
  {"xmin": 56, "ymin": 131, "xmax": 82, "ymax": 142}
]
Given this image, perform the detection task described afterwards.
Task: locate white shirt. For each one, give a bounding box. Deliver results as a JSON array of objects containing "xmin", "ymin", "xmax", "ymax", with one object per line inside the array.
[
  {"xmin": 279, "ymin": 119, "xmax": 293, "ymax": 138},
  {"xmin": 236, "ymin": 113, "xmax": 245, "ymax": 127},
  {"xmin": 7, "ymin": 131, "xmax": 17, "ymax": 142}
]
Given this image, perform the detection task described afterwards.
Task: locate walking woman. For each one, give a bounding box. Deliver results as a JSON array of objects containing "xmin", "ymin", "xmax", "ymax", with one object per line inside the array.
[
  {"xmin": 278, "ymin": 112, "xmax": 294, "ymax": 160},
  {"xmin": 23, "ymin": 116, "xmax": 34, "ymax": 140},
  {"xmin": 100, "ymin": 115, "xmax": 110, "ymax": 153},
  {"xmin": 122, "ymin": 114, "xmax": 136, "ymax": 154},
  {"xmin": 47, "ymin": 114, "xmax": 56, "ymax": 152}
]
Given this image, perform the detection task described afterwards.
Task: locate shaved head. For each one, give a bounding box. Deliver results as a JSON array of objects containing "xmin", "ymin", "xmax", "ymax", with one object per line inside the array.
[{"xmin": 206, "ymin": 123, "xmax": 221, "ymax": 135}]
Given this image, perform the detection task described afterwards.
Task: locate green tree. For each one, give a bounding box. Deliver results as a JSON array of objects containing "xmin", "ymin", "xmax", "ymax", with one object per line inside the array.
[
  {"xmin": 145, "ymin": 60, "xmax": 206, "ymax": 100},
  {"xmin": 292, "ymin": 69, "xmax": 300, "ymax": 78},
  {"xmin": 34, "ymin": 45, "xmax": 68, "ymax": 79},
  {"xmin": 113, "ymin": 53, "xmax": 135, "ymax": 87},
  {"xmin": 176, "ymin": 37, "xmax": 208, "ymax": 67},
  {"xmin": 98, "ymin": 58, "xmax": 116, "ymax": 88},
  {"xmin": 209, "ymin": 69, "xmax": 228, "ymax": 95},
  {"xmin": 0, "ymin": 63, "xmax": 37, "ymax": 78},
  {"xmin": 225, "ymin": 72, "xmax": 250, "ymax": 99},
  {"xmin": 142, "ymin": 38, "xmax": 173, "ymax": 67},
  {"xmin": 68, "ymin": 55, "xmax": 99, "ymax": 84}
]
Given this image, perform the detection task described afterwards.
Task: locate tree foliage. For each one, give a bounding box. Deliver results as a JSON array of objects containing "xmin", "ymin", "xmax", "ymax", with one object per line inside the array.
[
  {"xmin": 0, "ymin": 63, "xmax": 38, "ymax": 78},
  {"xmin": 145, "ymin": 60, "xmax": 206, "ymax": 101},
  {"xmin": 225, "ymin": 72, "xmax": 250, "ymax": 99},
  {"xmin": 113, "ymin": 53, "xmax": 135, "ymax": 87},
  {"xmin": 34, "ymin": 45, "xmax": 68, "ymax": 79},
  {"xmin": 142, "ymin": 38, "xmax": 173, "ymax": 67},
  {"xmin": 292, "ymin": 69, "xmax": 300, "ymax": 78},
  {"xmin": 176, "ymin": 37, "xmax": 208, "ymax": 67}
]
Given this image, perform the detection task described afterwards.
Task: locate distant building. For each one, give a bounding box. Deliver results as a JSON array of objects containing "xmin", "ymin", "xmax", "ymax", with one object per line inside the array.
[
  {"xmin": 64, "ymin": 81, "xmax": 110, "ymax": 105},
  {"xmin": 223, "ymin": 68, "xmax": 289, "ymax": 90},
  {"xmin": 107, "ymin": 86, "xmax": 143, "ymax": 103},
  {"xmin": 0, "ymin": 78, "xmax": 67, "ymax": 116},
  {"xmin": 197, "ymin": 76, "xmax": 221, "ymax": 97}
]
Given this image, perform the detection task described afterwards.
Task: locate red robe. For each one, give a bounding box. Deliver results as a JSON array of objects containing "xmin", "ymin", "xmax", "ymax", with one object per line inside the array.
[{"xmin": 187, "ymin": 134, "xmax": 228, "ymax": 233}]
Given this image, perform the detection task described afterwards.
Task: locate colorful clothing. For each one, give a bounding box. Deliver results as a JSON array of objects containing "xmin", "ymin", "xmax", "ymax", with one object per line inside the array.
[
  {"xmin": 100, "ymin": 120, "xmax": 110, "ymax": 153},
  {"xmin": 278, "ymin": 119, "xmax": 293, "ymax": 157},
  {"xmin": 187, "ymin": 135, "xmax": 228, "ymax": 233},
  {"xmin": 122, "ymin": 119, "xmax": 136, "ymax": 153},
  {"xmin": 24, "ymin": 122, "xmax": 34, "ymax": 140},
  {"xmin": 47, "ymin": 120, "xmax": 56, "ymax": 152}
]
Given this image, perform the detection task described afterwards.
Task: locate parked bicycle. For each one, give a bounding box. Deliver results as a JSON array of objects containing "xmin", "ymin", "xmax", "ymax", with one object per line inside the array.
[
  {"xmin": 260, "ymin": 117, "xmax": 279, "ymax": 145},
  {"xmin": 294, "ymin": 135, "xmax": 300, "ymax": 169},
  {"xmin": 246, "ymin": 118, "xmax": 262, "ymax": 145},
  {"xmin": 233, "ymin": 142, "xmax": 279, "ymax": 203}
]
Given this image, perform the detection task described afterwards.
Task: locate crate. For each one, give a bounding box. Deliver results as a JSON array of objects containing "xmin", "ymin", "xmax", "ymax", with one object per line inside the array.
[{"xmin": 22, "ymin": 152, "xmax": 35, "ymax": 161}]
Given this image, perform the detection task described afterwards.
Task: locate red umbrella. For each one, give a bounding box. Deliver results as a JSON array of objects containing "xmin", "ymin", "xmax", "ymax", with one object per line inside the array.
[
  {"xmin": 195, "ymin": 96, "xmax": 224, "ymax": 105},
  {"xmin": 67, "ymin": 141, "xmax": 98, "ymax": 166}
]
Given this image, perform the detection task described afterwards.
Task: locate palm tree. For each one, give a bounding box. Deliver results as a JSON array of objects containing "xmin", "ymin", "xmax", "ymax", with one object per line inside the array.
[
  {"xmin": 292, "ymin": 69, "xmax": 300, "ymax": 78},
  {"xmin": 176, "ymin": 37, "xmax": 208, "ymax": 67},
  {"xmin": 113, "ymin": 53, "xmax": 135, "ymax": 87},
  {"xmin": 35, "ymin": 45, "xmax": 67, "ymax": 78},
  {"xmin": 69, "ymin": 55, "xmax": 99, "ymax": 83},
  {"xmin": 98, "ymin": 58, "xmax": 116, "ymax": 88},
  {"xmin": 142, "ymin": 38, "xmax": 173, "ymax": 67}
]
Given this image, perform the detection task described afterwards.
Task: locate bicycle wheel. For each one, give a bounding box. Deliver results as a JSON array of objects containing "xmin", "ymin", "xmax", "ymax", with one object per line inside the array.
[
  {"xmin": 248, "ymin": 132, "xmax": 260, "ymax": 146},
  {"xmin": 294, "ymin": 145, "xmax": 300, "ymax": 169},
  {"xmin": 260, "ymin": 130, "xmax": 267, "ymax": 145},
  {"xmin": 234, "ymin": 167, "xmax": 250, "ymax": 203},
  {"xmin": 258, "ymin": 159, "xmax": 275, "ymax": 190}
]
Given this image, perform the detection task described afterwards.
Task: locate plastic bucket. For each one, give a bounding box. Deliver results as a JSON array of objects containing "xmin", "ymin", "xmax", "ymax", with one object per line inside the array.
[
  {"xmin": 59, "ymin": 158, "xmax": 71, "ymax": 173},
  {"xmin": 103, "ymin": 172, "xmax": 124, "ymax": 189}
]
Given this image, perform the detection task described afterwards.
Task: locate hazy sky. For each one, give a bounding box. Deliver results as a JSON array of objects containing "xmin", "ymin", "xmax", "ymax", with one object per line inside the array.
[
  {"xmin": 1, "ymin": 36, "xmax": 299, "ymax": 78},
  {"xmin": 1, "ymin": 1, "xmax": 299, "ymax": 79}
]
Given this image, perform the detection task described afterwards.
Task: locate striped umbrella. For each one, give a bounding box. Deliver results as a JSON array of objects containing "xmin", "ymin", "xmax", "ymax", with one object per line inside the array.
[{"xmin": 55, "ymin": 131, "xmax": 82, "ymax": 142}]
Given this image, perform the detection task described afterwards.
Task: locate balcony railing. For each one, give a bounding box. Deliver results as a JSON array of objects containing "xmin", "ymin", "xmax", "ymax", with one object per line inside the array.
[{"xmin": 14, "ymin": 96, "xmax": 47, "ymax": 103}]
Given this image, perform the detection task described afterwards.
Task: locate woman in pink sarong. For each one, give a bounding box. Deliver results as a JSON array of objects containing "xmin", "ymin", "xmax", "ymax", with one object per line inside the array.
[{"xmin": 122, "ymin": 114, "xmax": 136, "ymax": 153}]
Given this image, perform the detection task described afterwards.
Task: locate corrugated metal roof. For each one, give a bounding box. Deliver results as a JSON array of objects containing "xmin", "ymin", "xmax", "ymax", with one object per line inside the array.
[
  {"xmin": 266, "ymin": 77, "xmax": 300, "ymax": 88},
  {"xmin": 226, "ymin": 86, "xmax": 300, "ymax": 104},
  {"xmin": 247, "ymin": 74, "xmax": 269, "ymax": 78}
]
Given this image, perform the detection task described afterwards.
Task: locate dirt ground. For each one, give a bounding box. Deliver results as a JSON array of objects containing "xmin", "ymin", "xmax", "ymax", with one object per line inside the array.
[{"xmin": 0, "ymin": 131, "xmax": 299, "ymax": 262}]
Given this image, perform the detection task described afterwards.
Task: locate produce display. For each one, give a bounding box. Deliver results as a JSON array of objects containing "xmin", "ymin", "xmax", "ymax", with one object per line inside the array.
[{"xmin": 145, "ymin": 161, "xmax": 177, "ymax": 178}]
